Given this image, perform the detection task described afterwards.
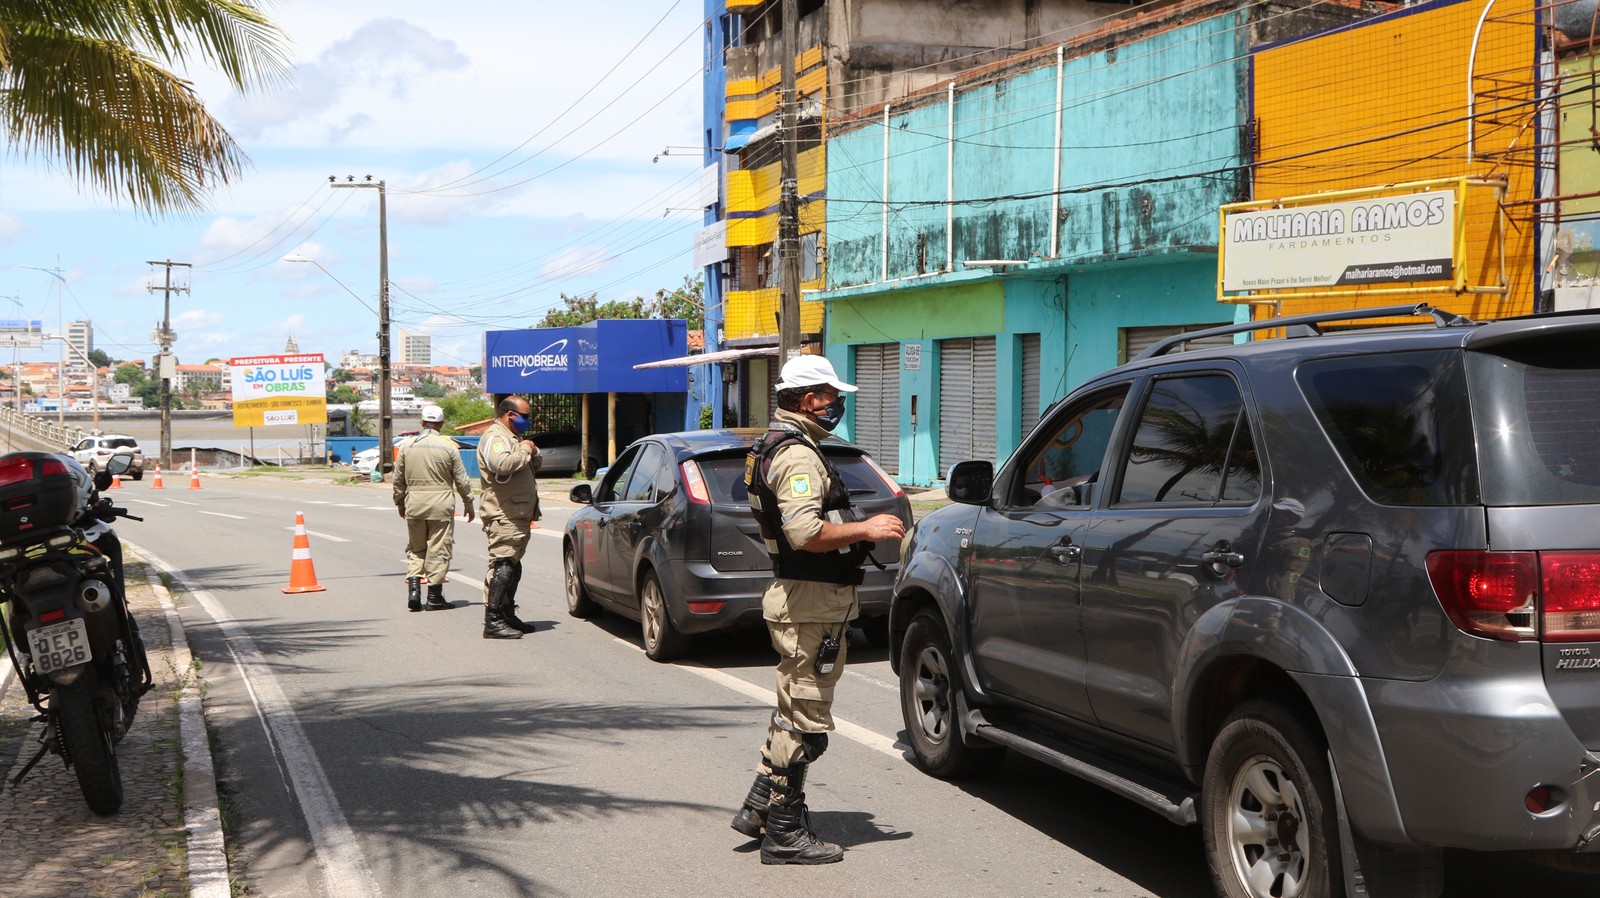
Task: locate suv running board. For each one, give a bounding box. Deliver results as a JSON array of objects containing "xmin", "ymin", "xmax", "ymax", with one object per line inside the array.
[{"xmin": 971, "ymin": 715, "xmax": 1198, "ymax": 825}]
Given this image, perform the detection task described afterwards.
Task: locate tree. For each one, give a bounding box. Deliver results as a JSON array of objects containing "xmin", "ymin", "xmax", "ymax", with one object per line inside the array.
[
  {"xmin": 535, "ymin": 276, "xmax": 705, "ymax": 329},
  {"xmin": 439, "ymin": 393, "xmax": 492, "ymax": 434},
  {"xmin": 412, "ymin": 376, "xmax": 446, "ymax": 399},
  {"xmin": 0, "ymin": 1, "xmax": 291, "ymax": 213},
  {"xmin": 88, "ymin": 349, "xmax": 111, "ymax": 369},
  {"xmin": 652, "ymin": 275, "xmax": 705, "ymax": 330},
  {"xmin": 327, "ymin": 385, "xmax": 361, "ymax": 405}
]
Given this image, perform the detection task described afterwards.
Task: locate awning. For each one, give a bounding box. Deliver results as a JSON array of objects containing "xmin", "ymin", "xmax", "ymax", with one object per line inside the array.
[
  {"xmin": 633, "ymin": 346, "xmax": 779, "ymax": 369},
  {"xmin": 722, "ymin": 121, "xmax": 758, "ymax": 153}
]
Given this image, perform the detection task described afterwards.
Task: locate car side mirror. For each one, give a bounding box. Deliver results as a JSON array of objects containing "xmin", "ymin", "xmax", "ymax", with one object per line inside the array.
[
  {"xmin": 105, "ymin": 453, "xmax": 133, "ymax": 476},
  {"xmin": 947, "ymin": 460, "xmax": 994, "ymax": 504},
  {"xmin": 569, "ymin": 483, "xmax": 594, "ymax": 505}
]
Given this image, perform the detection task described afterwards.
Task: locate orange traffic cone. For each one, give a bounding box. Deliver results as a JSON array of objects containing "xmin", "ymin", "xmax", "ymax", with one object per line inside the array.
[
  {"xmin": 109, "ymin": 472, "xmax": 122, "ymax": 489},
  {"xmin": 151, "ymin": 465, "xmax": 165, "ymax": 489},
  {"xmin": 282, "ymin": 511, "xmax": 326, "ymax": 594},
  {"xmin": 187, "ymin": 466, "xmax": 202, "ymax": 490}
]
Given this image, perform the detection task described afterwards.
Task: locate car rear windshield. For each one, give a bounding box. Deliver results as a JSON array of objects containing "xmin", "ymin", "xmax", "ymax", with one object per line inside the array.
[
  {"xmin": 1299, "ymin": 349, "xmax": 1480, "ymax": 506},
  {"xmin": 695, "ymin": 450, "xmax": 892, "ymax": 504},
  {"xmin": 1469, "ymin": 340, "xmax": 1600, "ymax": 506}
]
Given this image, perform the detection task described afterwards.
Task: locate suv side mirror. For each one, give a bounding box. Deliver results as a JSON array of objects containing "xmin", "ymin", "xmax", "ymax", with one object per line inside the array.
[
  {"xmin": 947, "ymin": 460, "xmax": 994, "ymax": 504},
  {"xmin": 569, "ymin": 483, "xmax": 594, "ymax": 505}
]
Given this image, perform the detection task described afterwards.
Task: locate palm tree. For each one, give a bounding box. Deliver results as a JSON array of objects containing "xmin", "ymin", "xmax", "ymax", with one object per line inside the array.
[{"xmin": 0, "ymin": 0, "xmax": 289, "ymax": 213}]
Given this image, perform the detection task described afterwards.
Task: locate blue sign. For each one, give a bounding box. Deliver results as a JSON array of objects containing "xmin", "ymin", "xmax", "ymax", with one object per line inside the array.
[{"xmin": 484, "ymin": 320, "xmax": 688, "ymax": 394}]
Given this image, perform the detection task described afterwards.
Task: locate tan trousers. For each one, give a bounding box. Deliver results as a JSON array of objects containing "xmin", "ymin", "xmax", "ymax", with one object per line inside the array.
[
  {"xmin": 404, "ymin": 517, "xmax": 455, "ymax": 585},
  {"xmin": 761, "ymin": 619, "xmax": 850, "ymax": 782},
  {"xmin": 481, "ymin": 514, "xmax": 531, "ymax": 562}
]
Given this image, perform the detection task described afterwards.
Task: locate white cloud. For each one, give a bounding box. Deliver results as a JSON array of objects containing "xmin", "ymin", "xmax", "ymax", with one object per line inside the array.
[{"xmin": 0, "ymin": 212, "xmax": 24, "ymax": 246}]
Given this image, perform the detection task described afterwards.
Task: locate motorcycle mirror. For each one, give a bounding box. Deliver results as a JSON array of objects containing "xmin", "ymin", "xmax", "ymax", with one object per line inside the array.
[{"xmin": 105, "ymin": 453, "xmax": 133, "ymax": 476}]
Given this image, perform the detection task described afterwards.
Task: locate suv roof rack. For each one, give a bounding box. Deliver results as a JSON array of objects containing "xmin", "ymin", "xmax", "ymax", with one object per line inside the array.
[{"xmin": 1134, "ymin": 303, "xmax": 1478, "ymax": 361}]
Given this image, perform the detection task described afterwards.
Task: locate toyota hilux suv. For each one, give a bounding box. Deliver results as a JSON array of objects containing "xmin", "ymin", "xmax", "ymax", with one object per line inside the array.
[{"xmin": 891, "ymin": 304, "xmax": 1600, "ymax": 898}]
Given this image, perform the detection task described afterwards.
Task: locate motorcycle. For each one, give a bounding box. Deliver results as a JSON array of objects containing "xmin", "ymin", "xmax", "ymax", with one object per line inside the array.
[{"xmin": 0, "ymin": 450, "xmax": 149, "ymax": 815}]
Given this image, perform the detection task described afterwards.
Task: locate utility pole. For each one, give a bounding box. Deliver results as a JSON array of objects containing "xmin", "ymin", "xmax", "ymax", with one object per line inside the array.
[
  {"xmin": 147, "ymin": 259, "xmax": 190, "ymax": 469},
  {"xmin": 330, "ymin": 176, "xmax": 391, "ymax": 475},
  {"xmin": 21, "ymin": 264, "xmax": 66, "ymax": 425},
  {"xmin": 2, "ymin": 295, "xmax": 20, "ymax": 416},
  {"xmin": 777, "ymin": 0, "xmax": 802, "ymax": 362}
]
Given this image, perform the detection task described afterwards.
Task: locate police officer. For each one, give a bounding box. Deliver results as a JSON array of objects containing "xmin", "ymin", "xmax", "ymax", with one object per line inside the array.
[
  {"xmin": 477, "ymin": 395, "xmax": 541, "ymax": 639},
  {"xmin": 731, "ymin": 355, "xmax": 906, "ymax": 865},
  {"xmin": 393, "ymin": 405, "xmax": 475, "ymax": 612}
]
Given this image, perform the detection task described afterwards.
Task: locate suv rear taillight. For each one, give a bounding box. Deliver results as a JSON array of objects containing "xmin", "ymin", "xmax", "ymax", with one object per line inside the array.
[
  {"xmin": 681, "ymin": 460, "xmax": 710, "ymax": 505},
  {"xmin": 1426, "ymin": 550, "xmax": 1600, "ymax": 642}
]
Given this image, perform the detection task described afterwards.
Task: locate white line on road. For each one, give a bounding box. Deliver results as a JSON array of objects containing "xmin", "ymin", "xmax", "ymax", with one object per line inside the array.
[
  {"xmin": 133, "ymin": 545, "xmax": 383, "ymax": 898},
  {"xmin": 199, "ymin": 511, "xmax": 246, "ymax": 520},
  {"xmin": 127, "ymin": 498, "xmax": 171, "ymax": 507},
  {"xmin": 165, "ymin": 498, "xmax": 199, "ymax": 506},
  {"xmin": 677, "ymin": 660, "xmax": 909, "ymax": 760},
  {"xmin": 286, "ymin": 527, "xmax": 350, "ymax": 544}
]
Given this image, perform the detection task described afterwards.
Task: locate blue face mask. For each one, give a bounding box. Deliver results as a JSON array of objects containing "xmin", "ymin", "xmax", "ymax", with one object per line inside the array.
[
  {"xmin": 813, "ymin": 397, "xmax": 845, "ymax": 432},
  {"xmin": 509, "ymin": 413, "xmax": 530, "ymax": 434}
]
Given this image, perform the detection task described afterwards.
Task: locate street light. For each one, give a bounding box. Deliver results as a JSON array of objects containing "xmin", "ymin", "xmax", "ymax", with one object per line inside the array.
[
  {"xmin": 327, "ymin": 176, "xmax": 391, "ymax": 477},
  {"xmin": 283, "ymin": 254, "xmax": 385, "ymax": 452}
]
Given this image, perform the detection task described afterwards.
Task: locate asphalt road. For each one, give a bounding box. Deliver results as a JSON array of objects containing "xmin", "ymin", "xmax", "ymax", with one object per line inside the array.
[{"xmin": 107, "ymin": 472, "xmax": 1600, "ymax": 898}]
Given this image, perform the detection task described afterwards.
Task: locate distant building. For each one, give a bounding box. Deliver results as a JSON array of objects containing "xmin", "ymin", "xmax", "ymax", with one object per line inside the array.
[
  {"xmin": 285, "ymin": 334, "xmax": 300, "ymax": 354},
  {"xmin": 397, "ymin": 330, "xmax": 430, "ymax": 366},
  {"xmin": 173, "ymin": 364, "xmax": 224, "ymax": 393},
  {"xmin": 66, "ymin": 320, "xmax": 93, "ymax": 372},
  {"xmin": 339, "ymin": 349, "xmax": 378, "ymax": 371}
]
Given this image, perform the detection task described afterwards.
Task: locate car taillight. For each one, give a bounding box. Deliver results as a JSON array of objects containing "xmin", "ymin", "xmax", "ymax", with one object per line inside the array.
[
  {"xmin": 1427, "ymin": 550, "xmax": 1600, "ymax": 643},
  {"xmin": 1426, "ymin": 551, "xmax": 1538, "ymax": 641},
  {"xmin": 860, "ymin": 454, "xmax": 904, "ymax": 498},
  {"xmin": 681, "ymin": 460, "xmax": 711, "ymax": 505},
  {"xmin": 1541, "ymin": 552, "xmax": 1600, "ymax": 642}
]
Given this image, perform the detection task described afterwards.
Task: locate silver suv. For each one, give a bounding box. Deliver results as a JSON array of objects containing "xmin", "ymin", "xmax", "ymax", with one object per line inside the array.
[
  {"xmin": 69, "ymin": 433, "xmax": 145, "ymax": 480},
  {"xmin": 892, "ymin": 304, "xmax": 1600, "ymax": 898}
]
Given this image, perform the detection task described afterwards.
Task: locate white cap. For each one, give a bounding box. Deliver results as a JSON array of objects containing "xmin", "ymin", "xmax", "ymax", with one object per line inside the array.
[
  {"xmin": 775, "ymin": 355, "xmax": 856, "ymax": 393},
  {"xmin": 420, "ymin": 405, "xmax": 445, "ymax": 424}
]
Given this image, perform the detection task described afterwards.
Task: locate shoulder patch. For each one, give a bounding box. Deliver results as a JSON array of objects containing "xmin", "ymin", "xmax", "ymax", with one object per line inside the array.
[
  {"xmin": 790, "ymin": 474, "xmax": 811, "ymax": 496},
  {"xmin": 492, "ymin": 438, "xmax": 507, "ymax": 453}
]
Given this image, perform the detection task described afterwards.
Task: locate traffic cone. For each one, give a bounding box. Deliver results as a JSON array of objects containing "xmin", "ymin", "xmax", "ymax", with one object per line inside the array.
[
  {"xmin": 282, "ymin": 511, "xmax": 326, "ymax": 594},
  {"xmin": 187, "ymin": 466, "xmax": 202, "ymax": 490},
  {"xmin": 109, "ymin": 472, "xmax": 122, "ymax": 489},
  {"xmin": 151, "ymin": 465, "xmax": 164, "ymax": 489}
]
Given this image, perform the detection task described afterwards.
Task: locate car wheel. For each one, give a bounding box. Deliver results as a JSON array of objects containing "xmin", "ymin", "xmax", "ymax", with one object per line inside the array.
[
  {"xmin": 564, "ymin": 545, "xmax": 599, "ymax": 619},
  {"xmin": 1203, "ymin": 700, "xmax": 1342, "ymax": 898},
  {"xmin": 898, "ymin": 609, "xmax": 1005, "ymax": 778},
  {"xmin": 639, "ymin": 569, "xmax": 689, "ymax": 662},
  {"xmin": 131, "ymin": 470, "xmax": 143, "ymax": 481}
]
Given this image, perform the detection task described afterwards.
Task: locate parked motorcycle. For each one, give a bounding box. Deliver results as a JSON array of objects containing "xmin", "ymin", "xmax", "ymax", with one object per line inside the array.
[{"xmin": 0, "ymin": 450, "xmax": 149, "ymax": 815}]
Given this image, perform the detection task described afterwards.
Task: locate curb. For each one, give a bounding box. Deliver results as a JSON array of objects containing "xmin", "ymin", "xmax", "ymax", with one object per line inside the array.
[{"xmin": 139, "ymin": 550, "xmax": 231, "ymax": 898}]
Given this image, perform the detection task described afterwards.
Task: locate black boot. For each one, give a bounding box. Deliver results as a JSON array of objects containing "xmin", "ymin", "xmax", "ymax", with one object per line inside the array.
[
  {"xmin": 483, "ymin": 561, "xmax": 522, "ymax": 639},
  {"xmin": 425, "ymin": 583, "xmax": 449, "ymax": 610},
  {"xmin": 760, "ymin": 764, "xmax": 843, "ymax": 865},
  {"xmin": 501, "ymin": 560, "xmax": 536, "ymax": 633},
  {"xmin": 730, "ymin": 770, "xmax": 773, "ymax": 839},
  {"xmin": 406, "ymin": 577, "xmax": 422, "ymax": 613}
]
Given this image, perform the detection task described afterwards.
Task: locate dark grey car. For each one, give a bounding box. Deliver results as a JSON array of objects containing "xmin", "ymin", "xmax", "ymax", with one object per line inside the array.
[
  {"xmin": 892, "ymin": 304, "xmax": 1600, "ymax": 898},
  {"xmin": 564, "ymin": 429, "xmax": 910, "ymax": 661}
]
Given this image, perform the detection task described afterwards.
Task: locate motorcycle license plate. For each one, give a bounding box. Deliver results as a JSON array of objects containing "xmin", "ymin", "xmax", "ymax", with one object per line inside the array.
[{"xmin": 28, "ymin": 618, "xmax": 91, "ymax": 674}]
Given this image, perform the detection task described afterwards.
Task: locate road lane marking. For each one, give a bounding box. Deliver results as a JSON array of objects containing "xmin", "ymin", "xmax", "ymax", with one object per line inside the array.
[
  {"xmin": 131, "ymin": 544, "xmax": 382, "ymax": 898},
  {"xmin": 675, "ymin": 661, "xmax": 907, "ymax": 759},
  {"xmin": 286, "ymin": 527, "xmax": 349, "ymax": 544},
  {"xmin": 200, "ymin": 511, "xmax": 246, "ymax": 520},
  {"xmin": 166, "ymin": 498, "xmax": 199, "ymax": 506},
  {"xmin": 127, "ymin": 498, "xmax": 171, "ymax": 507}
]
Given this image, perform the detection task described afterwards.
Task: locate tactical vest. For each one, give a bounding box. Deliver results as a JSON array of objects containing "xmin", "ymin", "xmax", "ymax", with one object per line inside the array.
[{"xmin": 745, "ymin": 425, "xmax": 868, "ymax": 586}]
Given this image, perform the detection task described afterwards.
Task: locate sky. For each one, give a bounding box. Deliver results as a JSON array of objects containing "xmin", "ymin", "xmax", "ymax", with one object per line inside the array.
[{"xmin": 0, "ymin": 1, "xmax": 708, "ymax": 375}]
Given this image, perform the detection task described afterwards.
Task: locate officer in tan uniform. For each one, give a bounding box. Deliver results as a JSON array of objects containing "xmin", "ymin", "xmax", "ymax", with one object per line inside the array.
[
  {"xmin": 730, "ymin": 355, "xmax": 905, "ymax": 865},
  {"xmin": 393, "ymin": 404, "xmax": 474, "ymax": 612},
  {"xmin": 477, "ymin": 395, "xmax": 541, "ymax": 639}
]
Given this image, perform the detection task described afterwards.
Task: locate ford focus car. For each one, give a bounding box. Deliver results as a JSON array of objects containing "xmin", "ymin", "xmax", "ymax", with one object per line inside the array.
[{"xmin": 563, "ymin": 429, "xmax": 910, "ymax": 661}]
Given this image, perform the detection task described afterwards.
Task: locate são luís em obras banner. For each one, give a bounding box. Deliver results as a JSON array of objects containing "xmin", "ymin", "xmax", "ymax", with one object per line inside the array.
[{"xmin": 229, "ymin": 353, "xmax": 327, "ymax": 427}]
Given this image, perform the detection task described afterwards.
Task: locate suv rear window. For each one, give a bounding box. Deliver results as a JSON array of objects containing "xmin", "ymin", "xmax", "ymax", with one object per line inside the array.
[
  {"xmin": 1470, "ymin": 342, "xmax": 1600, "ymax": 506},
  {"xmin": 696, "ymin": 449, "xmax": 892, "ymax": 505},
  {"xmin": 1299, "ymin": 350, "xmax": 1479, "ymax": 506},
  {"xmin": 105, "ymin": 438, "xmax": 138, "ymax": 449}
]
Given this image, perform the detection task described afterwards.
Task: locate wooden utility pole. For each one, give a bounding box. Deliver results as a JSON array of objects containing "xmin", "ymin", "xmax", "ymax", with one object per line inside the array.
[
  {"xmin": 777, "ymin": 0, "xmax": 802, "ymax": 362},
  {"xmin": 146, "ymin": 259, "xmax": 190, "ymax": 468},
  {"xmin": 330, "ymin": 177, "xmax": 391, "ymax": 475}
]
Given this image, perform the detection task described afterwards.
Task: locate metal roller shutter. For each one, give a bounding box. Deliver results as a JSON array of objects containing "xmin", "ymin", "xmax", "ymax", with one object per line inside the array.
[
  {"xmin": 938, "ymin": 336, "xmax": 996, "ymax": 476},
  {"xmin": 1019, "ymin": 333, "xmax": 1041, "ymax": 440},
  {"xmin": 1121, "ymin": 323, "xmax": 1232, "ymax": 363},
  {"xmin": 851, "ymin": 344, "xmax": 900, "ymax": 473}
]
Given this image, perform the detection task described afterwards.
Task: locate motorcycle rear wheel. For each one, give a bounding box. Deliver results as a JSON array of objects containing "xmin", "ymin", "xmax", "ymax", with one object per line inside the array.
[{"xmin": 54, "ymin": 667, "xmax": 124, "ymax": 815}]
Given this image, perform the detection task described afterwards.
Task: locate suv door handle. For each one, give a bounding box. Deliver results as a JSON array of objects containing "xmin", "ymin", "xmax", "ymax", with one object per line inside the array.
[
  {"xmin": 1049, "ymin": 541, "xmax": 1082, "ymax": 563},
  {"xmin": 1201, "ymin": 542, "xmax": 1246, "ymax": 577}
]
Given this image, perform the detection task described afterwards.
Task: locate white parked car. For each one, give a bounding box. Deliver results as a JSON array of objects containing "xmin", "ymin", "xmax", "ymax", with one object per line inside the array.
[
  {"xmin": 352, "ymin": 446, "xmax": 382, "ymax": 476},
  {"xmin": 69, "ymin": 433, "xmax": 145, "ymax": 479}
]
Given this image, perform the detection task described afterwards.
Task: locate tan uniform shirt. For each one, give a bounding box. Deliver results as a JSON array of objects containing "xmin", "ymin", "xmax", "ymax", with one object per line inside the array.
[
  {"xmin": 393, "ymin": 429, "xmax": 472, "ymax": 520},
  {"xmin": 758, "ymin": 409, "xmax": 856, "ymax": 625},
  {"xmin": 477, "ymin": 420, "xmax": 542, "ymax": 521}
]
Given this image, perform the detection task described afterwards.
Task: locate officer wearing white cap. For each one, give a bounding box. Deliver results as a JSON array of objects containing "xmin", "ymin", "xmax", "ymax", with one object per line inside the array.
[
  {"xmin": 393, "ymin": 404, "xmax": 474, "ymax": 612},
  {"xmin": 731, "ymin": 354, "xmax": 905, "ymax": 865}
]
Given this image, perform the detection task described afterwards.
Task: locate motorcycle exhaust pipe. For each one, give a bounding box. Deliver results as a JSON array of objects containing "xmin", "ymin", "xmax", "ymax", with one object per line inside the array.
[{"xmin": 76, "ymin": 579, "xmax": 111, "ymax": 614}]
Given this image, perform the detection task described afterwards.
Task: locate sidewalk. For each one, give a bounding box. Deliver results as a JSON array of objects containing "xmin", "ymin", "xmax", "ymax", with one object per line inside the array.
[{"xmin": 0, "ymin": 553, "xmax": 225, "ymax": 898}]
